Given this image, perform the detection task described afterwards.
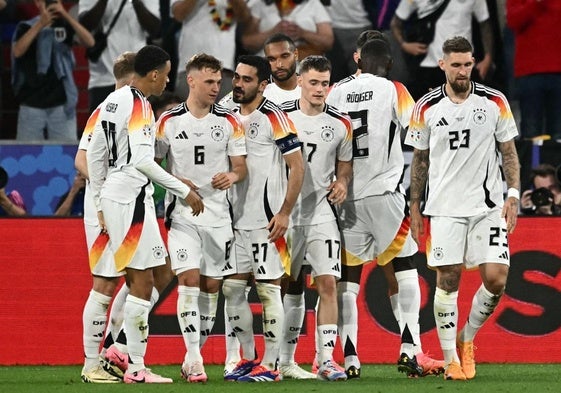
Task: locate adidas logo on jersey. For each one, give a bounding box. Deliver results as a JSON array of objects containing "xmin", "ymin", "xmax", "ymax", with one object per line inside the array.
[
  {"xmin": 331, "ymin": 264, "xmax": 340, "ymax": 272},
  {"xmin": 257, "ymin": 266, "xmax": 267, "ymax": 275},
  {"xmin": 498, "ymin": 251, "xmax": 509, "ymax": 260},
  {"xmin": 175, "ymin": 130, "xmax": 189, "ymax": 139},
  {"xmin": 436, "ymin": 117, "xmax": 449, "ymax": 127}
]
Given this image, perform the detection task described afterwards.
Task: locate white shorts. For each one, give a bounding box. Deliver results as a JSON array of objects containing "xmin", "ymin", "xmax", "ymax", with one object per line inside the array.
[
  {"xmin": 339, "ymin": 192, "xmax": 418, "ymax": 266},
  {"xmin": 167, "ymin": 220, "xmax": 234, "ymax": 278},
  {"xmin": 289, "ymin": 221, "xmax": 342, "ymax": 279},
  {"xmin": 101, "ymin": 194, "xmax": 167, "ymax": 272},
  {"xmin": 84, "ymin": 222, "xmax": 123, "ymax": 278},
  {"xmin": 231, "ymin": 228, "xmax": 288, "ymax": 280},
  {"xmin": 428, "ymin": 208, "xmax": 510, "ymax": 270}
]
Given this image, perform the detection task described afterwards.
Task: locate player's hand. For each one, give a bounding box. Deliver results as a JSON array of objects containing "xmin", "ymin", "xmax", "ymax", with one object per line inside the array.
[
  {"xmin": 180, "ymin": 178, "xmax": 199, "ymax": 191},
  {"xmin": 97, "ymin": 210, "xmax": 107, "ymax": 233},
  {"xmin": 327, "ymin": 180, "xmax": 347, "ymax": 205},
  {"xmin": 184, "ymin": 190, "xmax": 204, "ymax": 216},
  {"xmin": 267, "ymin": 212, "xmax": 289, "ymax": 242},
  {"xmin": 409, "ymin": 205, "xmax": 424, "ymax": 246},
  {"xmin": 502, "ymin": 196, "xmax": 518, "ymax": 234},
  {"xmin": 211, "ymin": 172, "xmax": 237, "ymax": 190}
]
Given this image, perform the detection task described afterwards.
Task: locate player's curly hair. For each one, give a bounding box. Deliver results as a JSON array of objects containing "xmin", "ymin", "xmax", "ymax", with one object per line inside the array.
[{"xmin": 134, "ymin": 45, "xmax": 170, "ymax": 77}]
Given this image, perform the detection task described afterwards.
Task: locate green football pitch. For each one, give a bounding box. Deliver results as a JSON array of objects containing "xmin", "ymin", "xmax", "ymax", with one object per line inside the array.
[{"xmin": 1, "ymin": 364, "xmax": 560, "ymax": 392}]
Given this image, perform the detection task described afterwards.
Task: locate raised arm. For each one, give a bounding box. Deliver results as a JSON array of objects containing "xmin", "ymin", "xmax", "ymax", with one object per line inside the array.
[
  {"xmin": 78, "ymin": 0, "xmax": 108, "ymax": 30},
  {"xmin": 131, "ymin": 0, "xmax": 160, "ymax": 38}
]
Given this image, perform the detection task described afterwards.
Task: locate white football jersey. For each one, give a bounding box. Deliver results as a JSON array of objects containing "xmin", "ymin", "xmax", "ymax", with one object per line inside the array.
[
  {"xmin": 405, "ymin": 82, "xmax": 519, "ymax": 217},
  {"xmin": 263, "ymin": 83, "xmax": 301, "ymax": 106},
  {"xmin": 78, "ymin": 105, "xmax": 101, "ymax": 226},
  {"xmin": 281, "ymin": 100, "xmax": 353, "ymax": 225},
  {"xmin": 231, "ymin": 98, "xmax": 301, "ymax": 230},
  {"xmin": 155, "ymin": 103, "xmax": 246, "ymax": 226},
  {"xmin": 326, "ymin": 73, "xmax": 414, "ymax": 200},
  {"xmin": 89, "ymin": 86, "xmax": 157, "ymax": 204}
]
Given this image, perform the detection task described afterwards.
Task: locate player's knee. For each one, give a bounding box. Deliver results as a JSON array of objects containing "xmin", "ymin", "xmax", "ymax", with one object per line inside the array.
[
  {"xmin": 484, "ymin": 276, "xmax": 507, "ymax": 295},
  {"xmin": 256, "ymin": 281, "xmax": 281, "ymax": 308},
  {"xmin": 222, "ymin": 279, "xmax": 247, "ymax": 301}
]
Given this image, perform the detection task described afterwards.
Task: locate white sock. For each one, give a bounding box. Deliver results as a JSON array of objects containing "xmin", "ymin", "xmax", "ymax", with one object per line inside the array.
[
  {"xmin": 124, "ymin": 294, "xmax": 151, "ymax": 373},
  {"xmin": 256, "ymin": 282, "xmax": 284, "ymax": 370},
  {"xmin": 434, "ymin": 287, "xmax": 459, "ymax": 364},
  {"xmin": 280, "ymin": 293, "xmax": 305, "ymax": 365},
  {"xmin": 83, "ymin": 290, "xmax": 111, "ymax": 367},
  {"xmin": 103, "ymin": 284, "xmax": 128, "ymax": 353},
  {"xmin": 199, "ymin": 291, "xmax": 219, "ymax": 348},
  {"xmin": 223, "ymin": 279, "xmax": 255, "ymax": 360},
  {"xmin": 396, "ymin": 269, "xmax": 421, "ymax": 356},
  {"xmin": 460, "ymin": 284, "xmax": 501, "ymax": 342},
  {"xmin": 338, "ymin": 281, "xmax": 360, "ymax": 368},
  {"xmin": 317, "ymin": 324, "xmax": 338, "ymax": 364},
  {"xmin": 224, "ymin": 301, "xmax": 241, "ymax": 366},
  {"xmin": 177, "ymin": 285, "xmax": 202, "ymax": 364}
]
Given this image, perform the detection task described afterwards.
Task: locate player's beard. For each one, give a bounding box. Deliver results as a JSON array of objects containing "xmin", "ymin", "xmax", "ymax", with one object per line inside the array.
[
  {"xmin": 232, "ymin": 86, "xmax": 258, "ymax": 104},
  {"xmin": 272, "ymin": 61, "xmax": 297, "ymax": 83},
  {"xmin": 449, "ymin": 77, "xmax": 470, "ymax": 94}
]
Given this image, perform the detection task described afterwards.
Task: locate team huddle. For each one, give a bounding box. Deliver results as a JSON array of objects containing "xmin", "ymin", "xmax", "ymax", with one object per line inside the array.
[{"xmin": 77, "ymin": 33, "xmax": 520, "ymax": 384}]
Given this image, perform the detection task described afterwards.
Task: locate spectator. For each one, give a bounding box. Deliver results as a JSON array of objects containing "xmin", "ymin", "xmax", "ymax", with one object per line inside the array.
[
  {"xmin": 325, "ymin": 0, "xmax": 375, "ymax": 84},
  {"xmin": 0, "ymin": 188, "xmax": 26, "ymax": 217},
  {"xmin": 171, "ymin": 0, "xmax": 251, "ymax": 101},
  {"xmin": 0, "ymin": 0, "xmax": 15, "ymax": 135},
  {"xmin": 506, "ymin": 0, "xmax": 561, "ymax": 140},
  {"xmin": 11, "ymin": 0, "xmax": 94, "ymax": 142},
  {"xmin": 79, "ymin": 0, "xmax": 161, "ymax": 113},
  {"xmin": 520, "ymin": 164, "xmax": 561, "ymax": 216},
  {"xmin": 390, "ymin": 0, "xmax": 494, "ymax": 100},
  {"xmin": 53, "ymin": 172, "xmax": 86, "ymax": 216},
  {"xmin": 241, "ymin": 0, "xmax": 333, "ymax": 59}
]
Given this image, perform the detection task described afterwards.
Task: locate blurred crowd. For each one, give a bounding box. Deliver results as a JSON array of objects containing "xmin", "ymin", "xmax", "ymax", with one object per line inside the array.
[
  {"xmin": 0, "ymin": 0, "xmax": 558, "ymax": 143},
  {"xmin": 1, "ymin": 0, "xmax": 560, "ymax": 218}
]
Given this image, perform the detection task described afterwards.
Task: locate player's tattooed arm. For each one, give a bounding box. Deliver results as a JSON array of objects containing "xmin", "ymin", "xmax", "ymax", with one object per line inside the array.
[
  {"xmin": 410, "ymin": 148, "xmax": 430, "ymax": 205},
  {"xmin": 409, "ymin": 148, "xmax": 430, "ymax": 244},
  {"xmin": 499, "ymin": 139, "xmax": 521, "ymax": 233},
  {"xmin": 499, "ymin": 139, "xmax": 520, "ymax": 192}
]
